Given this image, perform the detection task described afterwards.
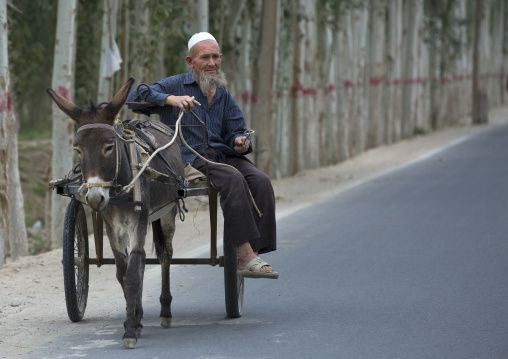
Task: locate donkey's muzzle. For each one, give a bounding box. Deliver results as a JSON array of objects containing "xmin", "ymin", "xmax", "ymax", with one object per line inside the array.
[{"xmin": 86, "ymin": 187, "xmax": 110, "ymax": 212}]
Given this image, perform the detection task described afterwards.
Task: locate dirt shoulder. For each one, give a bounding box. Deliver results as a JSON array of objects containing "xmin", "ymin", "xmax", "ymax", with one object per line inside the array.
[{"xmin": 1, "ymin": 106, "xmax": 507, "ymax": 356}]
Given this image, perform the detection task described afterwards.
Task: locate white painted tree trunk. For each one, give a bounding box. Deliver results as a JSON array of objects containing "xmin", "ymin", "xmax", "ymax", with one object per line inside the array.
[
  {"xmin": 318, "ymin": 12, "xmax": 336, "ymax": 166},
  {"xmin": 351, "ymin": 4, "xmax": 368, "ymax": 155},
  {"xmin": 414, "ymin": 7, "xmax": 428, "ymax": 133},
  {"xmin": 367, "ymin": 1, "xmax": 385, "ymax": 149},
  {"xmin": 50, "ymin": 0, "xmax": 78, "ymax": 249},
  {"xmin": 188, "ymin": 0, "xmax": 208, "ymax": 34},
  {"xmin": 336, "ymin": 10, "xmax": 353, "ymax": 160},
  {"xmin": 0, "ymin": 0, "xmax": 28, "ymax": 264},
  {"xmin": 384, "ymin": 0, "xmax": 402, "ymax": 144}
]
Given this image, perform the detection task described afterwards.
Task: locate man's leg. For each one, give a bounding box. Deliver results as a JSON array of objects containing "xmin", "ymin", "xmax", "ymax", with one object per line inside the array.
[
  {"xmin": 192, "ymin": 149, "xmax": 260, "ymax": 248},
  {"xmin": 224, "ymin": 155, "xmax": 276, "ymax": 254},
  {"xmin": 192, "ymin": 149, "xmax": 276, "ymax": 275}
]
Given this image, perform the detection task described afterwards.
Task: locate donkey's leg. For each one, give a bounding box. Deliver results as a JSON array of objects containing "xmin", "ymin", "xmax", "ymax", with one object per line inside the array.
[
  {"xmin": 105, "ymin": 213, "xmax": 147, "ymax": 349},
  {"xmin": 155, "ymin": 205, "xmax": 177, "ymax": 328},
  {"xmin": 134, "ymin": 254, "xmax": 145, "ymax": 338},
  {"xmin": 110, "ymin": 246, "xmax": 145, "ymax": 338},
  {"xmin": 121, "ymin": 243, "xmax": 146, "ymax": 349}
]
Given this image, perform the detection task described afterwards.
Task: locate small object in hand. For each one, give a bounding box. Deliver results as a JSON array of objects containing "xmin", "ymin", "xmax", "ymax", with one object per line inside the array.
[{"xmin": 241, "ymin": 129, "xmax": 255, "ymax": 146}]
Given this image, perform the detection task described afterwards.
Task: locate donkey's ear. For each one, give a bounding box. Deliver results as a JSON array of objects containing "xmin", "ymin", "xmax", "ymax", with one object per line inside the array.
[
  {"xmin": 46, "ymin": 88, "xmax": 83, "ymax": 125},
  {"xmin": 100, "ymin": 78, "xmax": 135, "ymax": 124}
]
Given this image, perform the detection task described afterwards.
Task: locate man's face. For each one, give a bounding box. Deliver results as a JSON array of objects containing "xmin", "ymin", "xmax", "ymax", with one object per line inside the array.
[{"xmin": 186, "ymin": 40, "xmax": 222, "ymax": 77}]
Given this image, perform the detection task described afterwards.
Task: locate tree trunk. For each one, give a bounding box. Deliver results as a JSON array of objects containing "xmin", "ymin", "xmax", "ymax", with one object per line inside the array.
[
  {"xmin": 351, "ymin": 3, "xmax": 368, "ymax": 155},
  {"xmin": 116, "ymin": 0, "xmax": 130, "ymax": 121},
  {"xmin": 50, "ymin": 0, "xmax": 78, "ymax": 249},
  {"xmin": 384, "ymin": 0, "xmax": 403, "ymax": 143},
  {"xmin": 336, "ymin": 7, "xmax": 353, "ymax": 161},
  {"xmin": 302, "ymin": 0, "xmax": 318, "ymax": 169},
  {"xmin": 0, "ymin": 0, "xmax": 29, "ymax": 264},
  {"xmin": 187, "ymin": 0, "xmax": 208, "ymax": 34},
  {"xmin": 98, "ymin": 0, "xmax": 119, "ymax": 103},
  {"xmin": 367, "ymin": 1, "xmax": 385, "ymax": 149},
  {"xmin": 289, "ymin": 0, "xmax": 303, "ymax": 175},
  {"xmin": 472, "ymin": 0, "xmax": 488, "ymax": 124},
  {"xmin": 492, "ymin": 0, "xmax": 504, "ymax": 106},
  {"xmin": 316, "ymin": 1, "xmax": 336, "ymax": 166},
  {"xmin": 220, "ymin": 0, "xmax": 246, "ymax": 97},
  {"xmin": 130, "ymin": 0, "xmax": 150, "ymax": 89},
  {"xmin": 401, "ymin": 0, "xmax": 422, "ymax": 138},
  {"xmin": 253, "ymin": 0, "xmax": 278, "ymax": 176}
]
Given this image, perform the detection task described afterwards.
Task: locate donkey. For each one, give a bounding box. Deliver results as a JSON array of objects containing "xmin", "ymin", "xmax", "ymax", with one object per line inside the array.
[{"xmin": 47, "ymin": 78, "xmax": 184, "ymax": 349}]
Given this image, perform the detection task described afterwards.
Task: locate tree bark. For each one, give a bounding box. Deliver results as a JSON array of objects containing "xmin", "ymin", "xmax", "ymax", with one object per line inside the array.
[
  {"xmin": 472, "ymin": 0, "xmax": 488, "ymax": 124},
  {"xmin": 351, "ymin": 3, "xmax": 368, "ymax": 155},
  {"xmin": 384, "ymin": 0, "xmax": 402, "ymax": 143},
  {"xmin": 367, "ymin": 1, "xmax": 385, "ymax": 149},
  {"xmin": 188, "ymin": 0, "xmax": 208, "ymax": 34},
  {"xmin": 50, "ymin": 0, "xmax": 78, "ymax": 249},
  {"xmin": 253, "ymin": 0, "xmax": 278, "ymax": 176},
  {"xmin": 289, "ymin": 0, "xmax": 303, "ymax": 175},
  {"xmin": 116, "ymin": 0, "xmax": 130, "ymax": 121},
  {"xmin": 0, "ymin": 0, "xmax": 29, "ymax": 264},
  {"xmin": 401, "ymin": 0, "xmax": 422, "ymax": 138}
]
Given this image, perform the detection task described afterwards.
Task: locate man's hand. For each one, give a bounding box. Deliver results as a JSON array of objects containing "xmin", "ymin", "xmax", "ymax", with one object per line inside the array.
[
  {"xmin": 165, "ymin": 95, "xmax": 201, "ymax": 113},
  {"xmin": 234, "ymin": 136, "xmax": 250, "ymax": 154}
]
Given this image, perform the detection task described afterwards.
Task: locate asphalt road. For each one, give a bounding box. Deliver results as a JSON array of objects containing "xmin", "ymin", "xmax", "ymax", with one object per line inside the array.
[{"xmin": 34, "ymin": 124, "xmax": 508, "ymax": 358}]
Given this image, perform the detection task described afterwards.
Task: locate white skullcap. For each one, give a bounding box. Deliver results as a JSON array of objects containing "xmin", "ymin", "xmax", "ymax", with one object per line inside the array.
[{"xmin": 188, "ymin": 32, "xmax": 218, "ymax": 52}]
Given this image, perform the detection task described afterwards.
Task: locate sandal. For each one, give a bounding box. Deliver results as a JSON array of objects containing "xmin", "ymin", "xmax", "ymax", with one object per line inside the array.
[{"xmin": 237, "ymin": 257, "xmax": 279, "ymax": 279}]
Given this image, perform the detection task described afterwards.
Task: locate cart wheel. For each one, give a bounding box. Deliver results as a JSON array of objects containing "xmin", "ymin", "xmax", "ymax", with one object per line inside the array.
[
  {"xmin": 223, "ymin": 234, "xmax": 244, "ymax": 318},
  {"xmin": 63, "ymin": 199, "xmax": 89, "ymax": 322}
]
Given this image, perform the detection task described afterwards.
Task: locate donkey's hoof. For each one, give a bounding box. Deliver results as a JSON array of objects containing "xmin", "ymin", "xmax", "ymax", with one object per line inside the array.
[
  {"xmin": 160, "ymin": 317, "xmax": 172, "ymax": 328},
  {"xmin": 123, "ymin": 338, "xmax": 137, "ymax": 349}
]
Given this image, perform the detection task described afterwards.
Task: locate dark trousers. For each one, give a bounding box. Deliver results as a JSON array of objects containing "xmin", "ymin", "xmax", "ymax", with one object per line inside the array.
[{"xmin": 192, "ymin": 148, "xmax": 276, "ymax": 254}]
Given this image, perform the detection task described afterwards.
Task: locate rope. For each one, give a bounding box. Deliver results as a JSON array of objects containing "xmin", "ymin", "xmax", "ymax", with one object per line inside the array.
[
  {"xmin": 120, "ymin": 110, "xmax": 184, "ymax": 193},
  {"xmin": 119, "ymin": 100, "xmax": 263, "ymax": 217},
  {"xmin": 177, "ymin": 115, "xmax": 263, "ymax": 218}
]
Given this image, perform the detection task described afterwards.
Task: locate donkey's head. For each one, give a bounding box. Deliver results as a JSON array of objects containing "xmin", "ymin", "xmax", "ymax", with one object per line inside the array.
[{"xmin": 47, "ymin": 78, "xmax": 134, "ymax": 211}]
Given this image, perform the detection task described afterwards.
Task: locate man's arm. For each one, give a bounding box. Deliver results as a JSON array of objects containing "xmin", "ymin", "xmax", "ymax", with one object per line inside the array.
[
  {"xmin": 223, "ymin": 92, "xmax": 253, "ymax": 155},
  {"xmin": 127, "ymin": 82, "xmax": 170, "ymax": 116},
  {"xmin": 128, "ymin": 80, "xmax": 201, "ymax": 115}
]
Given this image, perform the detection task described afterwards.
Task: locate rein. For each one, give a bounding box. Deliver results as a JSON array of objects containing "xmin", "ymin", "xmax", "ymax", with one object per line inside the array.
[{"xmin": 75, "ymin": 108, "xmax": 262, "ymax": 217}]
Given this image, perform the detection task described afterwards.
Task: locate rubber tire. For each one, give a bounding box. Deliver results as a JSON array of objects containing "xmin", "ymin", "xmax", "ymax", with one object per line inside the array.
[
  {"xmin": 223, "ymin": 233, "xmax": 244, "ymax": 318},
  {"xmin": 63, "ymin": 199, "xmax": 89, "ymax": 322}
]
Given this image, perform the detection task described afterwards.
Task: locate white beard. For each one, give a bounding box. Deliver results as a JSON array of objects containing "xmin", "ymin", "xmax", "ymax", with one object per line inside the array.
[{"xmin": 193, "ymin": 69, "xmax": 228, "ymax": 96}]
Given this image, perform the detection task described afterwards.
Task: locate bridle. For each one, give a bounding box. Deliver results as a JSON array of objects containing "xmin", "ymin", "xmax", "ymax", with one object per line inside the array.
[{"xmin": 76, "ymin": 123, "xmax": 124, "ymax": 195}]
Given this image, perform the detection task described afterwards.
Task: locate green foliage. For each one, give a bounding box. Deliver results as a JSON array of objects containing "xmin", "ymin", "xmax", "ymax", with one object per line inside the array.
[
  {"xmin": 128, "ymin": 0, "xmax": 188, "ymax": 83},
  {"xmin": 18, "ymin": 126, "xmax": 52, "ymax": 141},
  {"xmin": 316, "ymin": 0, "xmax": 346, "ymax": 33},
  {"xmin": 423, "ymin": 0, "xmax": 470, "ymax": 76},
  {"xmin": 8, "ymin": 1, "xmax": 57, "ymax": 135}
]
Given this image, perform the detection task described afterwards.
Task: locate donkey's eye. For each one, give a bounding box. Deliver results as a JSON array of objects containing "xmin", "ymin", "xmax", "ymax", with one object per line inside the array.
[
  {"xmin": 73, "ymin": 148, "xmax": 82, "ymax": 157},
  {"xmin": 104, "ymin": 144, "xmax": 115, "ymax": 155}
]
